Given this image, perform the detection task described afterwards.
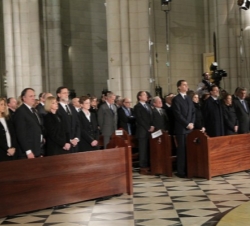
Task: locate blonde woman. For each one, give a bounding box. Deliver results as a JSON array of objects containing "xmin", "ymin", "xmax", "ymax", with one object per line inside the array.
[
  {"xmin": 44, "ymin": 96, "xmax": 71, "ymax": 156},
  {"xmin": 0, "ymin": 97, "xmax": 17, "ymax": 161}
]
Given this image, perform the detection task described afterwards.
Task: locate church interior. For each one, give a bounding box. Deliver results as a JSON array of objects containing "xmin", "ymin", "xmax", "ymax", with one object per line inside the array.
[{"xmin": 0, "ymin": 0, "xmax": 250, "ymax": 225}]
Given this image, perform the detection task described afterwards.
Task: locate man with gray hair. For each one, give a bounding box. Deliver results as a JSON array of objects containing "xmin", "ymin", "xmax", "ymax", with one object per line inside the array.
[
  {"xmin": 98, "ymin": 92, "xmax": 118, "ymax": 148},
  {"xmin": 233, "ymin": 87, "xmax": 250, "ymax": 134},
  {"xmin": 151, "ymin": 96, "xmax": 169, "ymax": 131}
]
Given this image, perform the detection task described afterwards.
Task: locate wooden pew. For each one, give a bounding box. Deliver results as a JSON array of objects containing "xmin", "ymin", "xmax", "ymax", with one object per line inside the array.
[
  {"xmin": 150, "ymin": 131, "xmax": 174, "ymax": 177},
  {"xmin": 107, "ymin": 129, "xmax": 139, "ymax": 166},
  {"xmin": 0, "ymin": 147, "xmax": 133, "ymax": 218},
  {"xmin": 187, "ymin": 130, "xmax": 250, "ymax": 180}
]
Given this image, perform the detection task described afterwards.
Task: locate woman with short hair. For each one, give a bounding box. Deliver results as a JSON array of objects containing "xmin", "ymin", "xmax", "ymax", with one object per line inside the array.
[{"xmin": 78, "ymin": 96, "xmax": 99, "ymax": 151}]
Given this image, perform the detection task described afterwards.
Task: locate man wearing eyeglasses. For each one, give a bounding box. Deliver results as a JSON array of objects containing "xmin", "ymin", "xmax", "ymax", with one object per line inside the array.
[{"xmin": 117, "ymin": 98, "xmax": 136, "ymax": 135}]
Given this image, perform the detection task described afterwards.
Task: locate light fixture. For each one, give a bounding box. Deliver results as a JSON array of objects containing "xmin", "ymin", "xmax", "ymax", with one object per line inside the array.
[
  {"xmin": 161, "ymin": 0, "xmax": 171, "ymax": 6},
  {"xmin": 238, "ymin": 0, "xmax": 250, "ymax": 10}
]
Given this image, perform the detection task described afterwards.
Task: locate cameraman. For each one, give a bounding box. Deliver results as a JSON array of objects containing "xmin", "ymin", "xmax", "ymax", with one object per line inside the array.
[{"xmin": 197, "ymin": 72, "xmax": 213, "ymax": 97}]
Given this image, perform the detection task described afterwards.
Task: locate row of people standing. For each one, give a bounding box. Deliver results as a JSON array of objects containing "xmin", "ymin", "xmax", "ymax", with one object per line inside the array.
[
  {"xmin": 190, "ymin": 86, "xmax": 249, "ymax": 137},
  {"xmin": 0, "ymin": 87, "xmax": 100, "ymax": 161}
]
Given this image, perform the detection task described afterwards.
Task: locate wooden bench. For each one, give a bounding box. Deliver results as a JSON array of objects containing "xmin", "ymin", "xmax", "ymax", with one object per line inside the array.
[
  {"xmin": 150, "ymin": 131, "xmax": 174, "ymax": 177},
  {"xmin": 107, "ymin": 129, "xmax": 139, "ymax": 166},
  {"xmin": 187, "ymin": 130, "xmax": 250, "ymax": 180},
  {"xmin": 0, "ymin": 147, "xmax": 133, "ymax": 218}
]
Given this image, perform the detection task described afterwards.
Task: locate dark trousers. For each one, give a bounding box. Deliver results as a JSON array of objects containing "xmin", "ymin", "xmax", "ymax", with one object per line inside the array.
[
  {"xmin": 175, "ymin": 134, "xmax": 187, "ymax": 176},
  {"xmin": 138, "ymin": 137, "xmax": 150, "ymax": 168}
]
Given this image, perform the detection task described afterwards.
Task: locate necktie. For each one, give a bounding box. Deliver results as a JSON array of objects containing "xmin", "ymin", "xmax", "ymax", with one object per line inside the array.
[
  {"xmin": 144, "ymin": 104, "xmax": 148, "ymax": 111},
  {"xmin": 65, "ymin": 105, "xmax": 71, "ymax": 115},
  {"xmin": 31, "ymin": 108, "xmax": 41, "ymax": 124},
  {"xmin": 110, "ymin": 105, "xmax": 114, "ymax": 114},
  {"xmin": 241, "ymin": 100, "xmax": 248, "ymax": 112}
]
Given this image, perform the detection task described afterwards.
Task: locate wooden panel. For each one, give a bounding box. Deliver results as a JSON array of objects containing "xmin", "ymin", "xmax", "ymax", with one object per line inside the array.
[
  {"xmin": 150, "ymin": 131, "xmax": 173, "ymax": 177},
  {"xmin": 187, "ymin": 130, "xmax": 250, "ymax": 180},
  {"xmin": 0, "ymin": 147, "xmax": 132, "ymax": 218},
  {"xmin": 208, "ymin": 134, "xmax": 250, "ymax": 177}
]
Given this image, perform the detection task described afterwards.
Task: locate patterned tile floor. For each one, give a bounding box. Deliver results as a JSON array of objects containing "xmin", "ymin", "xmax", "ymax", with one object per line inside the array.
[{"xmin": 1, "ymin": 170, "xmax": 250, "ymax": 226}]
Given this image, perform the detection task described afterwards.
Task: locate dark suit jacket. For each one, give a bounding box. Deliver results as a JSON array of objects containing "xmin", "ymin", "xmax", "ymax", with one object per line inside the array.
[
  {"xmin": 8, "ymin": 108, "xmax": 15, "ymax": 118},
  {"xmin": 14, "ymin": 104, "xmax": 44, "ymax": 157},
  {"xmin": 78, "ymin": 111, "xmax": 99, "ymax": 151},
  {"xmin": 162, "ymin": 104, "xmax": 175, "ymax": 135},
  {"xmin": 44, "ymin": 112, "xmax": 70, "ymax": 156},
  {"xmin": 57, "ymin": 103, "xmax": 81, "ymax": 152},
  {"xmin": 203, "ymin": 96, "xmax": 224, "ymax": 137},
  {"xmin": 134, "ymin": 102, "xmax": 153, "ymax": 138},
  {"xmin": 0, "ymin": 117, "xmax": 17, "ymax": 161},
  {"xmin": 117, "ymin": 107, "xmax": 136, "ymax": 135},
  {"xmin": 222, "ymin": 104, "xmax": 238, "ymax": 135},
  {"xmin": 152, "ymin": 107, "xmax": 169, "ymax": 131},
  {"xmin": 233, "ymin": 98, "xmax": 250, "ymax": 134},
  {"xmin": 171, "ymin": 94, "xmax": 195, "ymax": 135}
]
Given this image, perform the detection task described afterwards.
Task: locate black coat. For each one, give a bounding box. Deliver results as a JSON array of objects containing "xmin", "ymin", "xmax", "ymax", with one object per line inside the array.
[
  {"xmin": 222, "ymin": 104, "xmax": 238, "ymax": 135},
  {"xmin": 78, "ymin": 111, "xmax": 99, "ymax": 152},
  {"xmin": 0, "ymin": 117, "xmax": 17, "ymax": 161},
  {"xmin": 44, "ymin": 112, "xmax": 70, "ymax": 156},
  {"xmin": 233, "ymin": 98, "xmax": 250, "ymax": 134},
  {"xmin": 117, "ymin": 107, "xmax": 136, "ymax": 135},
  {"xmin": 193, "ymin": 102, "xmax": 204, "ymax": 130},
  {"xmin": 14, "ymin": 104, "xmax": 44, "ymax": 158},
  {"xmin": 203, "ymin": 96, "xmax": 224, "ymax": 137},
  {"xmin": 134, "ymin": 102, "xmax": 153, "ymax": 139},
  {"xmin": 162, "ymin": 104, "xmax": 175, "ymax": 135}
]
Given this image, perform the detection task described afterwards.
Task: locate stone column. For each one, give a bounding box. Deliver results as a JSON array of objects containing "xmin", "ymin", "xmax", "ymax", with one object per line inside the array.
[
  {"xmin": 106, "ymin": 0, "xmax": 151, "ymax": 101},
  {"xmin": 3, "ymin": 0, "xmax": 16, "ymax": 97},
  {"xmin": 2, "ymin": 0, "xmax": 42, "ymax": 97},
  {"xmin": 41, "ymin": 0, "xmax": 63, "ymax": 93},
  {"xmin": 106, "ymin": 0, "xmax": 122, "ymax": 96}
]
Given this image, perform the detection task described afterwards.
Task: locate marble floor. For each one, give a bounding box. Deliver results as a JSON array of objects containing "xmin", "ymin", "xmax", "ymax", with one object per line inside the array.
[{"xmin": 1, "ymin": 170, "xmax": 250, "ymax": 226}]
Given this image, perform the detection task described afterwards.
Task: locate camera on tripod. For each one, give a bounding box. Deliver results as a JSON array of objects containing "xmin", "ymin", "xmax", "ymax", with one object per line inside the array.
[{"xmin": 210, "ymin": 62, "xmax": 227, "ymax": 87}]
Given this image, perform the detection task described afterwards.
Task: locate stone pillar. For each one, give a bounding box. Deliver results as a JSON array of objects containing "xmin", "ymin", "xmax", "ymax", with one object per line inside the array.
[
  {"xmin": 2, "ymin": 0, "xmax": 42, "ymax": 97},
  {"xmin": 106, "ymin": 0, "xmax": 151, "ymax": 101},
  {"xmin": 3, "ymin": 0, "xmax": 15, "ymax": 97},
  {"xmin": 106, "ymin": 0, "xmax": 122, "ymax": 96},
  {"xmin": 41, "ymin": 0, "xmax": 63, "ymax": 93}
]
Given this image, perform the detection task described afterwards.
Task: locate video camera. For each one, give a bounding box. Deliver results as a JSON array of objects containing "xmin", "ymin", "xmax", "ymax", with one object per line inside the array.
[{"xmin": 210, "ymin": 62, "xmax": 227, "ymax": 87}]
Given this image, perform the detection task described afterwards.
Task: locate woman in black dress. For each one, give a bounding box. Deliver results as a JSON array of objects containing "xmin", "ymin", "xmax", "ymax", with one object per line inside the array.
[
  {"xmin": 0, "ymin": 97, "xmax": 17, "ymax": 161},
  {"xmin": 44, "ymin": 96, "xmax": 71, "ymax": 155},
  {"xmin": 78, "ymin": 96, "xmax": 99, "ymax": 152},
  {"xmin": 221, "ymin": 94, "xmax": 238, "ymax": 135},
  {"xmin": 192, "ymin": 94, "xmax": 205, "ymax": 132}
]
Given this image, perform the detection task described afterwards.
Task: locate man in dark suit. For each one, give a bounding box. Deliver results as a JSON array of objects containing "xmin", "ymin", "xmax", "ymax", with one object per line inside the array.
[
  {"xmin": 36, "ymin": 92, "xmax": 52, "ymax": 124},
  {"xmin": 56, "ymin": 86, "xmax": 80, "ymax": 153},
  {"xmin": 14, "ymin": 88, "xmax": 44, "ymax": 158},
  {"xmin": 233, "ymin": 87, "xmax": 250, "ymax": 134},
  {"xmin": 98, "ymin": 92, "xmax": 117, "ymax": 148},
  {"xmin": 7, "ymin": 97, "xmax": 17, "ymax": 117},
  {"xmin": 151, "ymin": 96, "xmax": 169, "ymax": 131},
  {"xmin": 117, "ymin": 98, "xmax": 136, "ymax": 135},
  {"xmin": 203, "ymin": 85, "xmax": 224, "ymax": 137},
  {"xmin": 134, "ymin": 91, "xmax": 154, "ymax": 175},
  {"xmin": 172, "ymin": 80, "xmax": 195, "ymax": 178}
]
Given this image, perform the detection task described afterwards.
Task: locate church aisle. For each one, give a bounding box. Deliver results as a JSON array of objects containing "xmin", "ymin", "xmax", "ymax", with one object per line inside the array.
[{"xmin": 1, "ymin": 171, "xmax": 250, "ymax": 226}]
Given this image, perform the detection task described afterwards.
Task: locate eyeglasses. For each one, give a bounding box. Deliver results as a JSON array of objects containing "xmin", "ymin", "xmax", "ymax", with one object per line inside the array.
[{"xmin": 124, "ymin": 102, "xmax": 131, "ymax": 103}]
